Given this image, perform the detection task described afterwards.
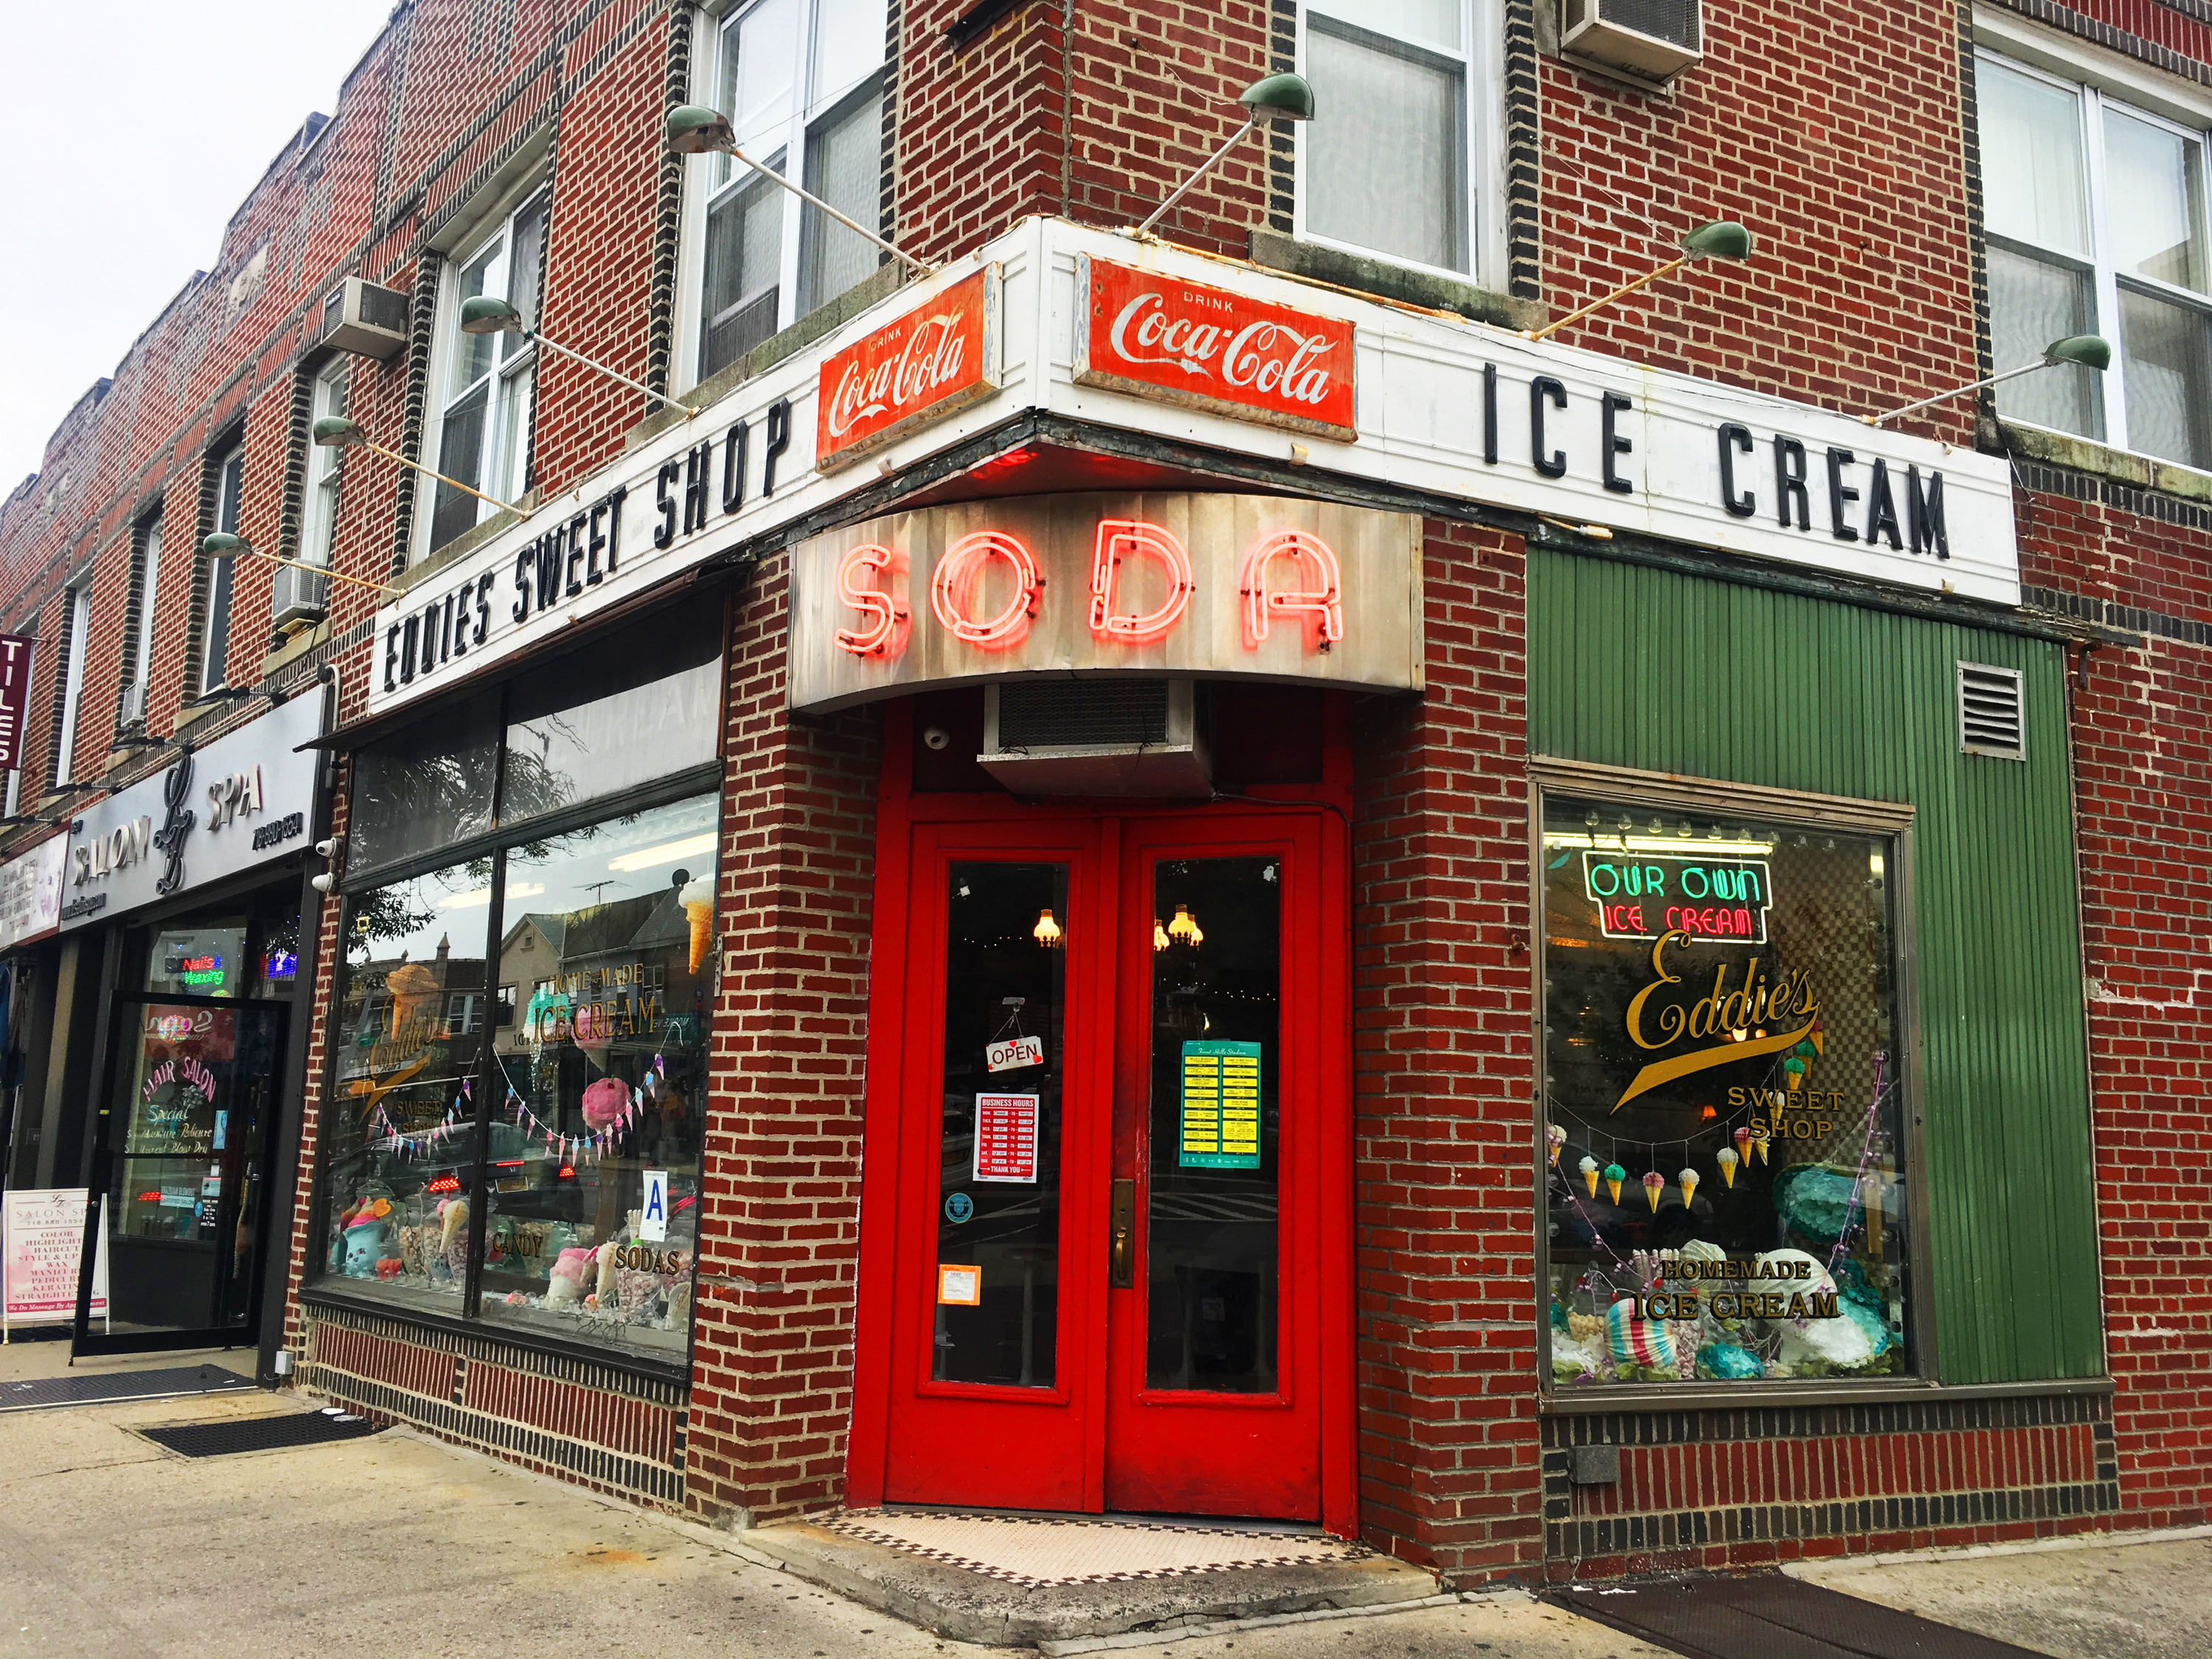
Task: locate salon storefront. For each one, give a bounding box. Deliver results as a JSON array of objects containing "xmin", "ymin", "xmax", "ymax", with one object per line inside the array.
[
  {"xmin": 291, "ymin": 218, "xmax": 2109, "ymax": 1571},
  {"xmin": 54, "ymin": 692, "xmax": 329, "ymax": 1367}
]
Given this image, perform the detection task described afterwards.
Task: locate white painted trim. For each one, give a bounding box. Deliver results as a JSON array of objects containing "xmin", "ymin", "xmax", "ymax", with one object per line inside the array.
[{"xmin": 1785, "ymin": 1520, "xmax": 2212, "ymax": 1573}]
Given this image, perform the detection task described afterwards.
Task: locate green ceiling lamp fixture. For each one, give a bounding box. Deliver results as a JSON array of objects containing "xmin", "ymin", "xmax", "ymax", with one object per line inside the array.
[
  {"xmin": 312, "ymin": 416, "xmax": 522, "ymax": 521},
  {"xmin": 1863, "ymin": 334, "xmax": 2110, "ymax": 426},
  {"xmin": 1522, "ymin": 220, "xmax": 1754, "ymax": 344},
  {"xmin": 667, "ymin": 105, "xmax": 937, "ymax": 279},
  {"xmin": 457, "ymin": 296, "xmax": 700, "ymax": 417},
  {"xmin": 1134, "ymin": 73, "xmax": 1317, "ymax": 239},
  {"xmin": 200, "ymin": 531, "xmax": 403, "ymax": 599}
]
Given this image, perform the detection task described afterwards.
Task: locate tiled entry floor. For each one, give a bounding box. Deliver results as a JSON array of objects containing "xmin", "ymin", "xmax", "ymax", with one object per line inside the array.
[
  {"xmin": 742, "ymin": 1506, "xmax": 1439, "ymax": 1648},
  {"xmin": 823, "ymin": 1507, "xmax": 1371, "ymax": 1587}
]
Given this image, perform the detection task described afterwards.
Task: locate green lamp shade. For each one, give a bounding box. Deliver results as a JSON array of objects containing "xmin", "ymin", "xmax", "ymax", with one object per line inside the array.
[
  {"xmin": 313, "ymin": 415, "xmax": 363, "ymax": 448},
  {"xmin": 1239, "ymin": 73, "xmax": 1315, "ymax": 122},
  {"xmin": 2044, "ymin": 333, "xmax": 2111, "ymax": 372},
  {"xmin": 201, "ymin": 532, "xmax": 248, "ymax": 560},
  {"xmin": 459, "ymin": 295, "xmax": 525, "ymax": 335},
  {"xmin": 667, "ymin": 104, "xmax": 737, "ymax": 156},
  {"xmin": 1681, "ymin": 220, "xmax": 1753, "ymax": 260}
]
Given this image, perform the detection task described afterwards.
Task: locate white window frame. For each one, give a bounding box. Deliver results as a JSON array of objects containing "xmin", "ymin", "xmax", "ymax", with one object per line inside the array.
[
  {"xmin": 202, "ymin": 438, "xmax": 244, "ymax": 693},
  {"xmin": 1293, "ymin": 0, "xmax": 1507, "ymax": 291},
  {"xmin": 1974, "ymin": 13, "xmax": 2212, "ymax": 470},
  {"xmin": 131, "ymin": 518, "xmax": 162, "ymax": 692},
  {"xmin": 52, "ymin": 582, "xmax": 89, "ymax": 786},
  {"xmin": 300, "ymin": 359, "xmax": 348, "ymax": 568},
  {"xmin": 414, "ymin": 183, "xmax": 549, "ymax": 562},
  {"xmin": 673, "ymin": 0, "xmax": 889, "ymax": 393}
]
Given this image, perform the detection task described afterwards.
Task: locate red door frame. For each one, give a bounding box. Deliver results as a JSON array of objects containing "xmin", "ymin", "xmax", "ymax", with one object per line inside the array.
[{"xmin": 845, "ymin": 697, "xmax": 1357, "ymax": 1537}]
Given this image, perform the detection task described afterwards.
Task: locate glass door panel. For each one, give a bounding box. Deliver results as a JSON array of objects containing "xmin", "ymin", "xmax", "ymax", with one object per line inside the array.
[
  {"xmin": 82, "ymin": 997, "xmax": 286, "ymax": 1350},
  {"xmin": 933, "ymin": 861, "xmax": 1068, "ymax": 1388},
  {"xmin": 1144, "ymin": 857, "xmax": 1283, "ymax": 1395}
]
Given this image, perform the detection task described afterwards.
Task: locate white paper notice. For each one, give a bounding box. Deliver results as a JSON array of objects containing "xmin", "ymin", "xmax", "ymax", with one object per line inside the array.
[{"xmin": 639, "ymin": 1169, "xmax": 669, "ymax": 1242}]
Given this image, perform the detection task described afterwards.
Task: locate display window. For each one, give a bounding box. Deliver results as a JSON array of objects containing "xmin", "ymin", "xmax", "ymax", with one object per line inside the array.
[
  {"xmin": 315, "ymin": 605, "xmax": 723, "ymax": 1363},
  {"xmin": 1539, "ymin": 776, "xmax": 1916, "ymax": 1389}
]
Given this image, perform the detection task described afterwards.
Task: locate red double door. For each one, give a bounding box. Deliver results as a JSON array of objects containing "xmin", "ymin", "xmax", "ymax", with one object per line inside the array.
[{"xmin": 849, "ymin": 806, "xmax": 1352, "ymax": 1529}]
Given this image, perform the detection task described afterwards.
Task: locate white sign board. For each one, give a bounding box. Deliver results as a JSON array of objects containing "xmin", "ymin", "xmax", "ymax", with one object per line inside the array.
[
  {"xmin": 0, "ymin": 834, "xmax": 66, "ymax": 952},
  {"xmin": 363, "ymin": 218, "xmax": 2019, "ymax": 719},
  {"xmin": 639, "ymin": 1169, "xmax": 669, "ymax": 1243},
  {"xmin": 2, "ymin": 1188, "xmax": 107, "ymax": 1329},
  {"xmin": 62, "ymin": 694, "xmax": 323, "ymax": 931},
  {"xmin": 987, "ymin": 1034, "xmax": 1044, "ymax": 1074}
]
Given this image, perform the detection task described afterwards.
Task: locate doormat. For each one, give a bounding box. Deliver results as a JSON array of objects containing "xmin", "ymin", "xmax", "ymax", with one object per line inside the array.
[
  {"xmin": 139, "ymin": 1407, "xmax": 383, "ymax": 1458},
  {"xmin": 0, "ymin": 1365, "xmax": 254, "ymax": 1413},
  {"xmin": 821, "ymin": 1508, "xmax": 1367, "ymax": 1587},
  {"xmin": 1553, "ymin": 1574, "xmax": 2046, "ymax": 1659}
]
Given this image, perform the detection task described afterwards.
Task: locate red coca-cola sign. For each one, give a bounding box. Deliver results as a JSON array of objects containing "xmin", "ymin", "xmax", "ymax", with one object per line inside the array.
[
  {"xmin": 1074, "ymin": 255, "xmax": 1357, "ymax": 441},
  {"xmin": 816, "ymin": 265, "xmax": 1003, "ymax": 472}
]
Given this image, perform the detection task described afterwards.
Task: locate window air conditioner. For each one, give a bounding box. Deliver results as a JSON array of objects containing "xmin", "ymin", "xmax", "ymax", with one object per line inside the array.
[
  {"xmin": 1560, "ymin": 0, "xmax": 1703, "ymax": 84},
  {"xmin": 271, "ymin": 559, "xmax": 330, "ymax": 630},
  {"xmin": 319, "ymin": 276, "xmax": 410, "ymax": 361},
  {"xmin": 119, "ymin": 681, "xmax": 147, "ymax": 728},
  {"xmin": 978, "ymin": 678, "xmax": 1213, "ymax": 798}
]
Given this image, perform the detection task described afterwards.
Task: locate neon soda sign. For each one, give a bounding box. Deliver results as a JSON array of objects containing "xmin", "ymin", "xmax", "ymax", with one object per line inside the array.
[{"xmin": 832, "ymin": 519, "xmax": 1344, "ymax": 658}]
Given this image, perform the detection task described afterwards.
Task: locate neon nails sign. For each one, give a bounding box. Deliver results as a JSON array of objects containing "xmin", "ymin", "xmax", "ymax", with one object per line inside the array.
[
  {"xmin": 833, "ymin": 543, "xmax": 909, "ymax": 657},
  {"xmin": 1239, "ymin": 529, "xmax": 1343, "ymax": 650},
  {"xmin": 1088, "ymin": 520, "xmax": 1192, "ymax": 645},
  {"xmin": 930, "ymin": 531, "xmax": 1043, "ymax": 650}
]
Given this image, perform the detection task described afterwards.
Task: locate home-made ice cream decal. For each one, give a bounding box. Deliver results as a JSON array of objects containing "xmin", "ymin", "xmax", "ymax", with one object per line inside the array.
[{"xmin": 680, "ymin": 875, "xmax": 713, "ymax": 974}]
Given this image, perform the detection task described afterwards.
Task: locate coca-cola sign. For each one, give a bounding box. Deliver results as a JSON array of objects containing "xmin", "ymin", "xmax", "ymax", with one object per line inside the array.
[
  {"xmin": 815, "ymin": 265, "xmax": 1003, "ymax": 472},
  {"xmin": 1074, "ymin": 254, "xmax": 1356, "ymax": 441}
]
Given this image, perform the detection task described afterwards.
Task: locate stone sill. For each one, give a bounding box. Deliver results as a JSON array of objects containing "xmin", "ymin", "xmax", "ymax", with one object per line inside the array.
[
  {"xmin": 1246, "ymin": 229, "xmax": 1543, "ymax": 332},
  {"xmin": 260, "ymin": 619, "xmax": 333, "ymax": 684},
  {"xmin": 1994, "ymin": 418, "xmax": 2212, "ymax": 506}
]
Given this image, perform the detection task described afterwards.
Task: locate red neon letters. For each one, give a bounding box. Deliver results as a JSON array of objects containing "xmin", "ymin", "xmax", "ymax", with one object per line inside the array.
[
  {"xmin": 1239, "ymin": 529, "xmax": 1343, "ymax": 650},
  {"xmin": 832, "ymin": 519, "xmax": 1346, "ymax": 658},
  {"xmin": 832, "ymin": 543, "xmax": 909, "ymax": 657},
  {"xmin": 1088, "ymin": 519, "xmax": 1193, "ymax": 644},
  {"xmin": 931, "ymin": 530, "xmax": 1043, "ymax": 650}
]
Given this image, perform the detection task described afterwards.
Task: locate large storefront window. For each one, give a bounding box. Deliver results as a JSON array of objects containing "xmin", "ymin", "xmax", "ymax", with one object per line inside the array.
[
  {"xmin": 316, "ymin": 608, "xmax": 721, "ymax": 1364},
  {"xmin": 1541, "ymin": 788, "xmax": 1913, "ymax": 1388}
]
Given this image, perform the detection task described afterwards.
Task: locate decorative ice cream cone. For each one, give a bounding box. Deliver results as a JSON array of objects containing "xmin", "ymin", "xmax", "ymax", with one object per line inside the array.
[
  {"xmin": 1546, "ymin": 1124, "xmax": 1567, "ymax": 1168},
  {"xmin": 1752, "ymin": 1133, "xmax": 1770, "ymax": 1166},
  {"xmin": 1579, "ymin": 1155, "xmax": 1599, "ymax": 1197},
  {"xmin": 1716, "ymin": 1147, "xmax": 1739, "ymax": 1189},
  {"xmin": 680, "ymin": 877, "xmax": 714, "ymax": 975},
  {"xmin": 1678, "ymin": 1168, "xmax": 1700, "ymax": 1207},
  {"xmin": 1642, "ymin": 1172, "xmax": 1665, "ymax": 1211},
  {"xmin": 1604, "ymin": 1164, "xmax": 1626, "ymax": 1205}
]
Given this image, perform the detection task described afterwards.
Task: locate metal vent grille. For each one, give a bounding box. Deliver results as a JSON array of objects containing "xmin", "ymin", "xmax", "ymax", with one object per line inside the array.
[
  {"xmin": 995, "ymin": 680, "xmax": 1169, "ymax": 750},
  {"xmin": 1599, "ymin": 0, "xmax": 1701, "ymax": 49},
  {"xmin": 1958, "ymin": 662, "xmax": 2025, "ymax": 759}
]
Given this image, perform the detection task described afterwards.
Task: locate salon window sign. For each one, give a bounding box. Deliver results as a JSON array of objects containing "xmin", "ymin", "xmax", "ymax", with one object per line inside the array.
[
  {"xmin": 60, "ymin": 694, "xmax": 324, "ymax": 931},
  {"xmin": 787, "ymin": 491, "xmax": 1423, "ymax": 712},
  {"xmin": 0, "ymin": 833, "xmax": 66, "ymax": 952}
]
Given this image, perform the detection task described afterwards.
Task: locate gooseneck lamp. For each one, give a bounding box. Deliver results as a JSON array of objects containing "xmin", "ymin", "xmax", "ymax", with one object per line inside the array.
[
  {"xmin": 200, "ymin": 531, "xmax": 402, "ymax": 599},
  {"xmin": 457, "ymin": 296, "xmax": 700, "ymax": 418},
  {"xmin": 667, "ymin": 105, "xmax": 937, "ymax": 279},
  {"xmin": 1862, "ymin": 334, "xmax": 2111, "ymax": 426},
  {"xmin": 312, "ymin": 415, "xmax": 521, "ymax": 520},
  {"xmin": 1135, "ymin": 74, "xmax": 1317, "ymax": 239},
  {"xmin": 1522, "ymin": 221, "xmax": 1755, "ymax": 344}
]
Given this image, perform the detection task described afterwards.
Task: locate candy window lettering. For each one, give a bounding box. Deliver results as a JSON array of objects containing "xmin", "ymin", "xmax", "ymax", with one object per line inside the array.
[{"xmin": 1542, "ymin": 794, "xmax": 1913, "ymax": 1388}]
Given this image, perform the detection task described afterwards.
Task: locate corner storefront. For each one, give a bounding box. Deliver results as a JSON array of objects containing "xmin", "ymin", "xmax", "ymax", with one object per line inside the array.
[{"xmin": 286, "ymin": 218, "xmax": 2110, "ymax": 1569}]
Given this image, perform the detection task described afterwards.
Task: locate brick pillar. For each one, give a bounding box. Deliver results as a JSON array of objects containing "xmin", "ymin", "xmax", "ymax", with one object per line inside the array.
[
  {"xmin": 1350, "ymin": 520, "xmax": 1543, "ymax": 1582},
  {"xmin": 684, "ymin": 556, "xmax": 883, "ymax": 1524}
]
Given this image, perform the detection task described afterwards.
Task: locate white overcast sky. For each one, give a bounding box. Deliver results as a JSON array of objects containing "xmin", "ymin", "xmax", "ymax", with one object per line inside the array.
[{"xmin": 0, "ymin": 1, "xmax": 397, "ymax": 492}]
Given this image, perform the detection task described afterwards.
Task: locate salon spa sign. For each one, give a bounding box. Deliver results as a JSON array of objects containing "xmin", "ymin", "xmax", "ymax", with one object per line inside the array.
[
  {"xmin": 60, "ymin": 694, "xmax": 322, "ymax": 931},
  {"xmin": 361, "ymin": 218, "xmax": 2020, "ymax": 721},
  {"xmin": 785, "ymin": 492, "xmax": 1424, "ymax": 712}
]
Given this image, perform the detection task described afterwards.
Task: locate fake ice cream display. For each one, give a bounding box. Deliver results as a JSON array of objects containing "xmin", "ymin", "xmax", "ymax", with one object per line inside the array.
[
  {"xmin": 1579, "ymin": 1155, "xmax": 1599, "ymax": 1197},
  {"xmin": 1715, "ymin": 1146, "xmax": 1739, "ymax": 1189},
  {"xmin": 680, "ymin": 875, "xmax": 714, "ymax": 973}
]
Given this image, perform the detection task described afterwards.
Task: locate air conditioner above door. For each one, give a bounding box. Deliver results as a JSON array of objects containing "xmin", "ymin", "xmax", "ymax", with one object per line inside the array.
[
  {"xmin": 1559, "ymin": 0, "xmax": 1703, "ymax": 86},
  {"xmin": 978, "ymin": 678, "xmax": 1214, "ymax": 798}
]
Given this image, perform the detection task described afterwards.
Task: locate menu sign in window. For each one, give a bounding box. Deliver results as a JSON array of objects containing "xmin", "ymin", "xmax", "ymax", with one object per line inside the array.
[{"xmin": 1178, "ymin": 1040, "xmax": 1262, "ymax": 1169}]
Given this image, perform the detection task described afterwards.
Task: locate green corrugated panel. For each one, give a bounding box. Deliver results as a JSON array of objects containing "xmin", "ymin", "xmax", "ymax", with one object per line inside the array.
[{"xmin": 1529, "ymin": 549, "xmax": 2101, "ymax": 1384}]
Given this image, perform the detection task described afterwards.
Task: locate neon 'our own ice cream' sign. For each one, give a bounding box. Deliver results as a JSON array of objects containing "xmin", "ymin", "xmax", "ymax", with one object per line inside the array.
[{"xmin": 830, "ymin": 518, "xmax": 1345, "ymax": 658}]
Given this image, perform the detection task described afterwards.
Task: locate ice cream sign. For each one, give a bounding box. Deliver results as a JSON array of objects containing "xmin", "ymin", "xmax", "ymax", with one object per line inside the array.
[{"xmin": 1583, "ymin": 852, "xmax": 1773, "ymax": 943}]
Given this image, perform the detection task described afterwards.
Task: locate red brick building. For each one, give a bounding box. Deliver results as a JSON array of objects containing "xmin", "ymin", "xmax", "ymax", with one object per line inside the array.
[{"xmin": 1, "ymin": 0, "xmax": 2208, "ymax": 1588}]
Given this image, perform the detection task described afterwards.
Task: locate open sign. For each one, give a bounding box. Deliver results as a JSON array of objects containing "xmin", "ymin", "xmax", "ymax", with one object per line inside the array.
[{"xmin": 986, "ymin": 1034, "xmax": 1044, "ymax": 1073}]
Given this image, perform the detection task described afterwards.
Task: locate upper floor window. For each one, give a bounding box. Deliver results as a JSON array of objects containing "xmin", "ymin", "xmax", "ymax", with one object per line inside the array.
[
  {"xmin": 123, "ymin": 515, "xmax": 163, "ymax": 728},
  {"xmin": 1980, "ymin": 50, "xmax": 2212, "ymax": 470},
  {"xmin": 51, "ymin": 584, "xmax": 89, "ymax": 787},
  {"xmin": 1298, "ymin": 1, "xmax": 1498, "ymax": 284},
  {"xmin": 427, "ymin": 189, "xmax": 547, "ymax": 555},
  {"xmin": 301, "ymin": 361, "xmax": 348, "ymax": 568},
  {"xmin": 689, "ymin": 0, "xmax": 888, "ymax": 384},
  {"xmin": 202, "ymin": 439, "xmax": 243, "ymax": 692}
]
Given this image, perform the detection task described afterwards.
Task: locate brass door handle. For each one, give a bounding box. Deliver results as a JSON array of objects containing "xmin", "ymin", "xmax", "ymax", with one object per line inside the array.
[{"xmin": 1108, "ymin": 1178, "xmax": 1135, "ymax": 1288}]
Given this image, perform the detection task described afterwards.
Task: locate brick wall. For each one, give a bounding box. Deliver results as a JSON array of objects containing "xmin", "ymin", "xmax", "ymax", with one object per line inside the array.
[{"xmin": 1349, "ymin": 518, "xmax": 1542, "ymax": 1580}]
